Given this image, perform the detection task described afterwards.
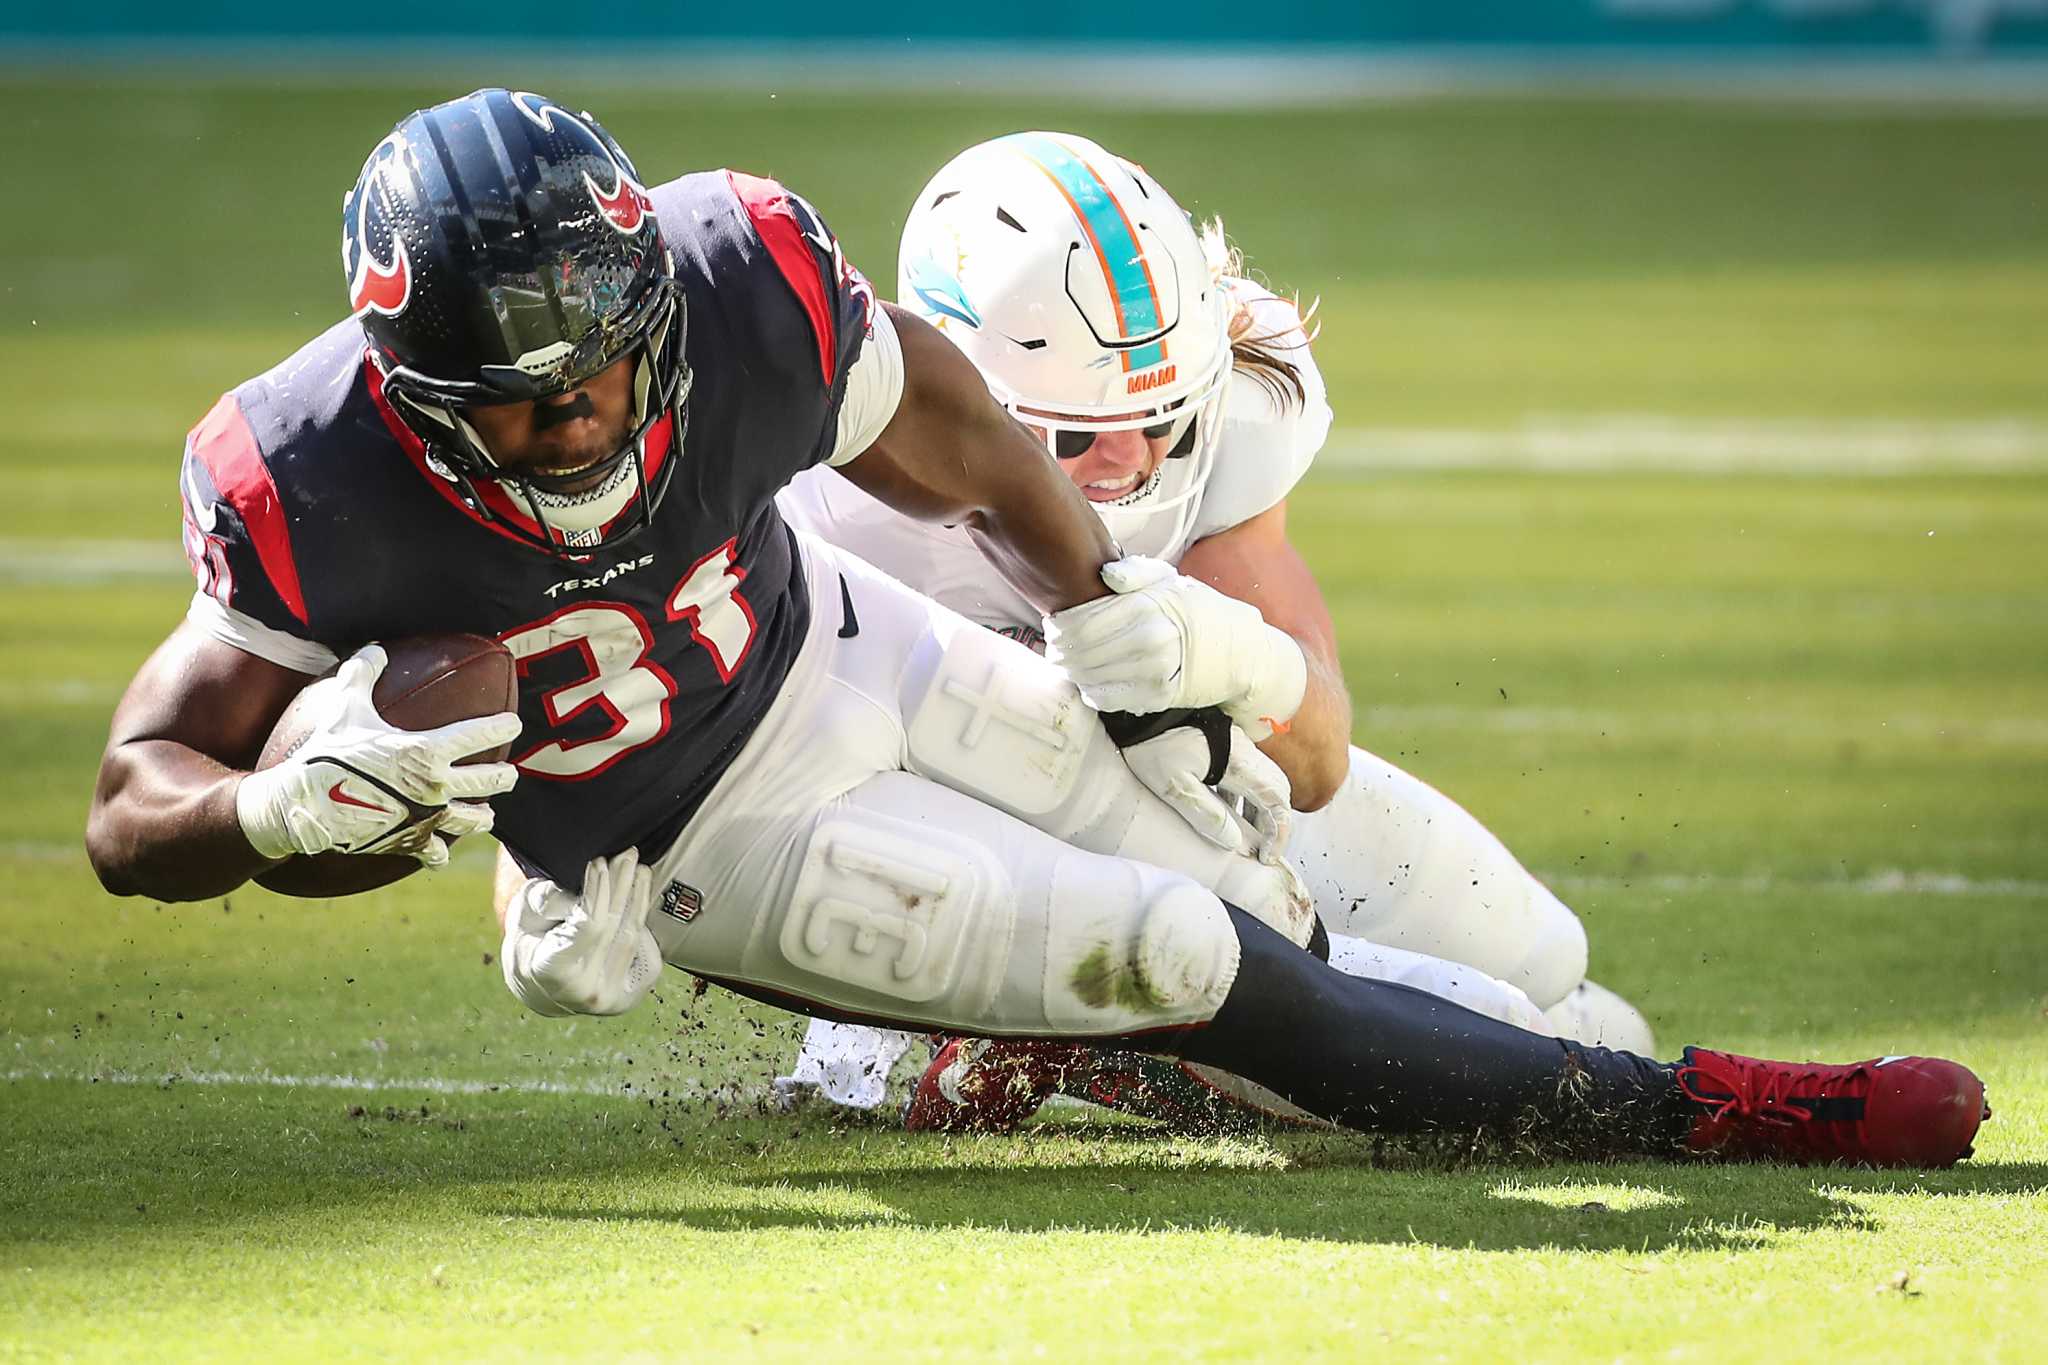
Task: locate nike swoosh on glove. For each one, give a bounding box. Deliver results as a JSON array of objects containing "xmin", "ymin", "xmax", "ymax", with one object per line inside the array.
[
  {"xmin": 234, "ymin": 644, "xmax": 520, "ymax": 867},
  {"xmin": 502, "ymin": 847, "xmax": 664, "ymax": 1018},
  {"xmin": 1042, "ymin": 557, "xmax": 1308, "ymax": 740}
]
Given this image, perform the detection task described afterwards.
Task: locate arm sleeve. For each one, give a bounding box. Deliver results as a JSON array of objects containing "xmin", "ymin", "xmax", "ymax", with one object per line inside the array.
[
  {"xmin": 825, "ymin": 301, "xmax": 904, "ymax": 466},
  {"xmin": 177, "ymin": 391, "xmax": 333, "ymax": 666},
  {"xmin": 185, "ymin": 592, "xmax": 339, "ymax": 674}
]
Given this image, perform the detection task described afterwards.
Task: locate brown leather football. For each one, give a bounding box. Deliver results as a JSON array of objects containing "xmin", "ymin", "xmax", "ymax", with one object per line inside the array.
[{"xmin": 253, "ymin": 633, "xmax": 518, "ymax": 898}]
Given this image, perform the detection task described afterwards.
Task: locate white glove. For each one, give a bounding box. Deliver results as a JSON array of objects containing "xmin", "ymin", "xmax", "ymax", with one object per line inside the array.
[
  {"xmin": 235, "ymin": 644, "xmax": 521, "ymax": 868},
  {"xmin": 1120, "ymin": 722, "xmax": 1294, "ymax": 864},
  {"xmin": 1043, "ymin": 557, "xmax": 1309, "ymax": 740},
  {"xmin": 502, "ymin": 848, "xmax": 664, "ymax": 1018}
]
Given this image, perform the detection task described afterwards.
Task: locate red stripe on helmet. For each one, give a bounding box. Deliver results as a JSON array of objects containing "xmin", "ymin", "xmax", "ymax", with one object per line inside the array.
[
  {"xmin": 186, "ymin": 394, "xmax": 310, "ymax": 626},
  {"xmin": 727, "ymin": 171, "xmax": 835, "ymax": 388}
]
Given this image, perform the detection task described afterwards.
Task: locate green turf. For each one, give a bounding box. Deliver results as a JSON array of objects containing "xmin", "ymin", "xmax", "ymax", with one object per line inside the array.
[{"xmin": 3, "ymin": 75, "xmax": 2046, "ymax": 1361}]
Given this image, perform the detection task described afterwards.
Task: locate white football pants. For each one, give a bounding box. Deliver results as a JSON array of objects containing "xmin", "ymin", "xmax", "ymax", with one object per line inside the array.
[
  {"xmin": 778, "ymin": 638, "xmax": 1652, "ymax": 1113},
  {"xmin": 1294, "ymin": 747, "xmax": 1587, "ymax": 1011},
  {"xmin": 637, "ymin": 535, "xmax": 1304, "ymax": 1038}
]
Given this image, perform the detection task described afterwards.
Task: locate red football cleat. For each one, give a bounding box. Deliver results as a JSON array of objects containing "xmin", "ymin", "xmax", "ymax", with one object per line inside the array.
[
  {"xmin": 905, "ymin": 1037, "xmax": 1277, "ymax": 1134},
  {"xmin": 1677, "ymin": 1047, "xmax": 1990, "ymax": 1168},
  {"xmin": 904, "ymin": 1037, "xmax": 1084, "ymax": 1133}
]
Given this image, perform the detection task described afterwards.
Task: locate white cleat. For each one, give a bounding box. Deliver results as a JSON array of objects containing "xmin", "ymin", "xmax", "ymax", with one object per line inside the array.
[{"xmin": 1542, "ymin": 979, "xmax": 1657, "ymax": 1056}]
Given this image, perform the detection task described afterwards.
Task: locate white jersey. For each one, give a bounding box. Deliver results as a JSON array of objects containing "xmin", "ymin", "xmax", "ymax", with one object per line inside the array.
[{"xmin": 777, "ymin": 280, "xmax": 1331, "ymax": 632}]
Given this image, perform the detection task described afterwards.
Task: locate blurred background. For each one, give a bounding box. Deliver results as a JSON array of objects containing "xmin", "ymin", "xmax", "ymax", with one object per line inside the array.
[
  {"xmin": 8, "ymin": 0, "xmax": 2048, "ymax": 51},
  {"xmin": 2, "ymin": 5, "xmax": 2043, "ymax": 1093}
]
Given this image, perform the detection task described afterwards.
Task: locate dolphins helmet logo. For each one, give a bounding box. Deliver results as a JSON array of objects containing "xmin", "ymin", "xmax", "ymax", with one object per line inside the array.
[
  {"xmin": 905, "ymin": 250, "xmax": 981, "ymax": 329},
  {"xmin": 342, "ymin": 136, "xmax": 412, "ymax": 319},
  {"xmin": 511, "ymin": 91, "xmax": 655, "ymax": 236}
]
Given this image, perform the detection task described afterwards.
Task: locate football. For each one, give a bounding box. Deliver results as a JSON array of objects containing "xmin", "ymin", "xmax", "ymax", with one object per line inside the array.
[{"xmin": 252, "ymin": 633, "xmax": 518, "ymax": 897}]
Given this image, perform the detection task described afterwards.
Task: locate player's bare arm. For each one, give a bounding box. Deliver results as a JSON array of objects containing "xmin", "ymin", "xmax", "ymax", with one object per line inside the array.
[
  {"xmin": 88, "ymin": 626, "xmax": 518, "ymax": 903},
  {"xmin": 838, "ymin": 303, "xmax": 1120, "ymax": 615},
  {"xmin": 86, "ymin": 624, "xmax": 312, "ymax": 899},
  {"xmin": 1175, "ymin": 500, "xmax": 1351, "ymax": 810}
]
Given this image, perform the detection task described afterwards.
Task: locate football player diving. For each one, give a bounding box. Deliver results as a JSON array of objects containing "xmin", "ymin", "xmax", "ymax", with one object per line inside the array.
[
  {"xmin": 767, "ymin": 133, "xmax": 1653, "ymax": 1130},
  {"xmin": 88, "ymin": 89, "xmax": 1988, "ymax": 1169}
]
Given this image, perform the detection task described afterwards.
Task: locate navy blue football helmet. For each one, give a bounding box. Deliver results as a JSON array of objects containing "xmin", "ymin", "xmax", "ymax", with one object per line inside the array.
[{"xmin": 342, "ymin": 87, "xmax": 688, "ymax": 554}]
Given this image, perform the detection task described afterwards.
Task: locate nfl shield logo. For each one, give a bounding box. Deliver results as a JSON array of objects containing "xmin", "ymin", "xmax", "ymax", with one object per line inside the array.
[{"xmin": 658, "ymin": 880, "xmax": 704, "ymax": 924}]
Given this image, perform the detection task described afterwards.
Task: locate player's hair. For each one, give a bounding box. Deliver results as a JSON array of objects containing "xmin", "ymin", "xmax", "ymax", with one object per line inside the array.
[{"xmin": 1199, "ymin": 217, "xmax": 1320, "ymax": 413}]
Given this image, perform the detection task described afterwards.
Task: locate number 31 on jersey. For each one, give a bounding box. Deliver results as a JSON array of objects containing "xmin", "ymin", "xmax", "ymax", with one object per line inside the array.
[{"xmin": 499, "ymin": 539, "xmax": 757, "ymax": 780}]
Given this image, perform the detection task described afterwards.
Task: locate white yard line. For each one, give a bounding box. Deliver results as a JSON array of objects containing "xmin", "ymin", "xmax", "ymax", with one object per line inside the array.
[
  {"xmin": 2, "ymin": 1066, "xmax": 623, "ymax": 1097},
  {"xmin": 1547, "ymin": 870, "xmax": 2048, "ymax": 899},
  {"xmin": 1, "ymin": 1065, "xmax": 771, "ymax": 1102},
  {"xmin": 0, "ymin": 839, "xmax": 500, "ymax": 867},
  {"xmin": 1360, "ymin": 704, "xmax": 2048, "ymax": 748},
  {"xmin": 0, "ymin": 680, "xmax": 123, "ymax": 705},
  {"xmin": 0, "ymin": 539, "xmax": 188, "ymax": 585},
  {"xmin": 1, "ymin": 842, "xmax": 92, "ymax": 864},
  {"xmin": 11, "ymin": 416, "xmax": 2045, "ymax": 595},
  {"xmin": 1320, "ymin": 419, "xmax": 2048, "ymax": 475}
]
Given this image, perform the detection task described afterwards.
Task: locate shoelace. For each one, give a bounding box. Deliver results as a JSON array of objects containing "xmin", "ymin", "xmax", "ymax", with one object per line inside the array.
[{"xmin": 1677, "ymin": 1051, "xmax": 1873, "ymax": 1157}]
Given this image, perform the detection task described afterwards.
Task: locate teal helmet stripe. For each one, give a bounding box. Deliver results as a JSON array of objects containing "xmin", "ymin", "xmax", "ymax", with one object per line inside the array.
[{"xmin": 1001, "ymin": 132, "xmax": 1167, "ymax": 373}]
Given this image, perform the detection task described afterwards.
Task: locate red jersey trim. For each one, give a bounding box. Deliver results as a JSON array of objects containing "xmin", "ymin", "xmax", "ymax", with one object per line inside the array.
[
  {"xmin": 364, "ymin": 358, "xmax": 532, "ymax": 548},
  {"xmin": 187, "ymin": 393, "xmax": 310, "ymax": 626},
  {"xmin": 727, "ymin": 171, "xmax": 835, "ymax": 389}
]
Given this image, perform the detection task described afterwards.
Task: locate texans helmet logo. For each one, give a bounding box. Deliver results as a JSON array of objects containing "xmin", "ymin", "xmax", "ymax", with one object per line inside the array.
[
  {"xmin": 511, "ymin": 90, "xmax": 655, "ymax": 237},
  {"xmin": 586, "ymin": 169, "xmax": 654, "ymax": 235},
  {"xmin": 343, "ymin": 136, "xmax": 413, "ymax": 319}
]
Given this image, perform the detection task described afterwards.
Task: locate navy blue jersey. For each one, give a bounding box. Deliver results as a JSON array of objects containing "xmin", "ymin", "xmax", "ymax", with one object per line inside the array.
[{"xmin": 177, "ymin": 171, "xmax": 879, "ymax": 884}]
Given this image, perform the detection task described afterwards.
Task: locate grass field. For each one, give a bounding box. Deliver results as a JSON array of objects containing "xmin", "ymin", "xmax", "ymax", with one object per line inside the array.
[{"xmin": 3, "ymin": 75, "xmax": 2047, "ymax": 1361}]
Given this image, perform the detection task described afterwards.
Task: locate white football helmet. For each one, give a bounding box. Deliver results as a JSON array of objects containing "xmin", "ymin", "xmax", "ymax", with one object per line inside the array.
[{"xmin": 897, "ymin": 131, "xmax": 1232, "ymax": 552}]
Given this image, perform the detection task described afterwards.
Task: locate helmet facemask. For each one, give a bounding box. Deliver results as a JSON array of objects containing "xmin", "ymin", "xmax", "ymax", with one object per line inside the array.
[
  {"xmin": 1010, "ymin": 338, "xmax": 1232, "ymax": 549},
  {"xmin": 381, "ymin": 275, "xmax": 690, "ymax": 558}
]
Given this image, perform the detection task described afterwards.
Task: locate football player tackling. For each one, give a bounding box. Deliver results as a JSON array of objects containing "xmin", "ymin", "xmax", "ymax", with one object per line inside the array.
[
  {"xmin": 771, "ymin": 134, "xmax": 1658, "ymax": 1129},
  {"xmin": 89, "ymin": 91, "xmax": 1988, "ymax": 1169}
]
